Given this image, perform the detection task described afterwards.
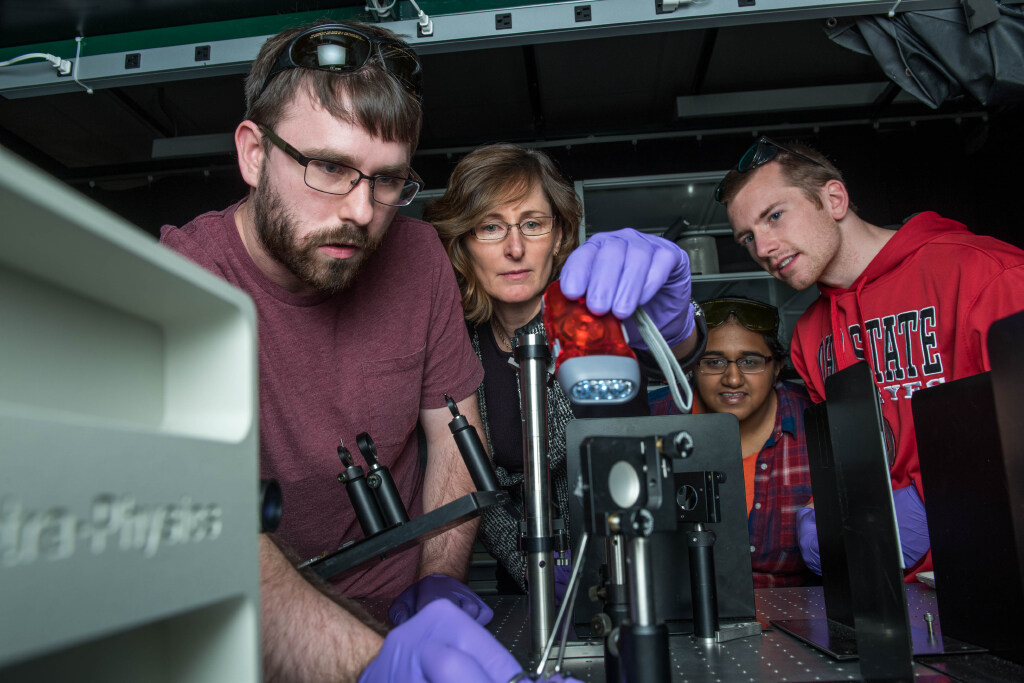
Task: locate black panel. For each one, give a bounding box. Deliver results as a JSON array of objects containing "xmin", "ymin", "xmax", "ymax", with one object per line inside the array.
[
  {"xmin": 774, "ymin": 362, "xmax": 914, "ymax": 680},
  {"xmin": 565, "ymin": 414, "xmax": 755, "ymax": 634},
  {"xmin": 912, "ymin": 309, "xmax": 1024, "ymax": 666}
]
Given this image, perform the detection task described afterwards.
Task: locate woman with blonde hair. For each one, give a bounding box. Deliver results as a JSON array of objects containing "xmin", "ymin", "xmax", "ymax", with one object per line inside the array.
[{"xmin": 426, "ymin": 143, "xmax": 703, "ymax": 594}]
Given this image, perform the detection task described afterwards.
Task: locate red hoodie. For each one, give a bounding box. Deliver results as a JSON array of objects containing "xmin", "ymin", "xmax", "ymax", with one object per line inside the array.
[{"xmin": 791, "ymin": 211, "xmax": 1024, "ymax": 576}]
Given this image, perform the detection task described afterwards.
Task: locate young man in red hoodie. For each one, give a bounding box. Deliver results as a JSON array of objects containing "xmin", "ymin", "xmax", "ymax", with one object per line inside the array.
[{"xmin": 715, "ymin": 137, "xmax": 1024, "ymax": 579}]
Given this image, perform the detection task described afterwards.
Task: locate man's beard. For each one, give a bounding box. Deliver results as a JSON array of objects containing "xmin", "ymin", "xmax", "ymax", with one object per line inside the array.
[{"xmin": 252, "ymin": 169, "xmax": 384, "ymax": 293}]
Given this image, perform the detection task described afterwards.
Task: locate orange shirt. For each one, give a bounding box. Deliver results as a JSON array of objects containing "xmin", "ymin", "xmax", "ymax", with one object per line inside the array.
[
  {"xmin": 691, "ymin": 402, "xmax": 759, "ymax": 513},
  {"xmin": 742, "ymin": 452, "xmax": 759, "ymax": 514}
]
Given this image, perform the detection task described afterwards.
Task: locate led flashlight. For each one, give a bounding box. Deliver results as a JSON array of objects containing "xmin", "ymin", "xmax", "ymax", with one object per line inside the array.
[{"xmin": 543, "ymin": 281, "xmax": 640, "ymax": 405}]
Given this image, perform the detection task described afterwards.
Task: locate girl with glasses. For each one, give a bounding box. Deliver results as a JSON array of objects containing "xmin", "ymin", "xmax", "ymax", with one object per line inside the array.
[{"xmin": 652, "ymin": 297, "xmax": 815, "ymax": 587}]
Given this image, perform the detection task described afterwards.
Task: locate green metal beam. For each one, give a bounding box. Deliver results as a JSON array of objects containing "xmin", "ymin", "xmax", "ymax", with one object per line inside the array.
[
  {"xmin": 0, "ymin": 2, "xmax": 542, "ymax": 61},
  {"xmin": 0, "ymin": 0, "xmax": 962, "ymax": 98}
]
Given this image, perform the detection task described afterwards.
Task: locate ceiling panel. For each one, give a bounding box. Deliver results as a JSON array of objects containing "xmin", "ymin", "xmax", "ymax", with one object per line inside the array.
[
  {"xmin": 535, "ymin": 31, "xmax": 703, "ymax": 131},
  {"xmin": 700, "ymin": 21, "xmax": 881, "ymax": 92},
  {"xmin": 419, "ymin": 47, "xmax": 537, "ymax": 145}
]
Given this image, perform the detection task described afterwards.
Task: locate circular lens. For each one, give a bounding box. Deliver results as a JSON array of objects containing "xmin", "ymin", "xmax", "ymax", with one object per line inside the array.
[
  {"xmin": 609, "ymin": 461, "xmax": 641, "ymax": 509},
  {"xmin": 676, "ymin": 484, "xmax": 699, "ymax": 511},
  {"xmin": 316, "ymin": 43, "xmax": 348, "ymax": 67},
  {"xmin": 736, "ymin": 143, "xmax": 760, "ymax": 173},
  {"xmin": 296, "ymin": 29, "xmax": 370, "ymax": 71}
]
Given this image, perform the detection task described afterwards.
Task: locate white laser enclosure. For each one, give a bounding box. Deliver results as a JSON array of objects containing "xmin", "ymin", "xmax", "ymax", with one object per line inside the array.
[{"xmin": 0, "ymin": 146, "xmax": 260, "ymax": 682}]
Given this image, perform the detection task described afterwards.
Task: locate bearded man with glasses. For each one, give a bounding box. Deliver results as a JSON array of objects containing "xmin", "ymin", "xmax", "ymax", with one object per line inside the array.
[
  {"xmin": 159, "ymin": 19, "xmax": 538, "ymax": 683},
  {"xmin": 718, "ymin": 137, "xmax": 1024, "ymax": 584}
]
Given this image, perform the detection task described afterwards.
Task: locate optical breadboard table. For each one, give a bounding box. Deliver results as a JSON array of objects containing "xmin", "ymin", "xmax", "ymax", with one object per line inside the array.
[{"xmin": 480, "ymin": 585, "xmax": 1024, "ymax": 682}]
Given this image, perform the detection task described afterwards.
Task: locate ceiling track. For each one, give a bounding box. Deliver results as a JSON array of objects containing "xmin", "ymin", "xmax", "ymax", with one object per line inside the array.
[
  {"xmin": 69, "ymin": 106, "xmax": 988, "ymax": 187},
  {"xmin": 0, "ymin": 0, "xmax": 961, "ymax": 99}
]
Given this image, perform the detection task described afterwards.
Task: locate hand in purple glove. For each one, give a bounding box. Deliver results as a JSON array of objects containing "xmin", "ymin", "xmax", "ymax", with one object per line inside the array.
[
  {"xmin": 796, "ymin": 487, "xmax": 931, "ymax": 577},
  {"xmin": 554, "ymin": 549, "xmax": 573, "ymax": 608},
  {"xmin": 560, "ymin": 228, "xmax": 695, "ymax": 348},
  {"xmin": 389, "ymin": 574, "xmax": 493, "ymax": 627},
  {"xmin": 360, "ymin": 599, "xmax": 522, "ymax": 683},
  {"xmin": 893, "ymin": 485, "xmax": 930, "ymax": 568},
  {"xmin": 554, "ymin": 565, "xmax": 571, "ymax": 608},
  {"xmin": 796, "ymin": 506, "xmax": 821, "ymax": 575}
]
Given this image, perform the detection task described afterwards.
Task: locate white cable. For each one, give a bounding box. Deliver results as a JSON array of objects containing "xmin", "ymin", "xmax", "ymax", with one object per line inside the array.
[
  {"xmin": 634, "ymin": 306, "xmax": 693, "ymax": 413},
  {"xmin": 0, "ymin": 52, "xmax": 72, "ymax": 75},
  {"xmin": 407, "ymin": 0, "xmax": 434, "ymax": 36},
  {"xmin": 73, "ymin": 36, "xmax": 94, "ymax": 95}
]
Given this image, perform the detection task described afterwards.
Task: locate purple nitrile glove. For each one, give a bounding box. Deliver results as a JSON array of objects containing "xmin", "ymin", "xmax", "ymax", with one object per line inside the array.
[
  {"xmin": 894, "ymin": 485, "xmax": 930, "ymax": 568},
  {"xmin": 389, "ymin": 574, "xmax": 493, "ymax": 627},
  {"xmin": 561, "ymin": 228, "xmax": 695, "ymax": 349},
  {"xmin": 796, "ymin": 506, "xmax": 821, "ymax": 575},
  {"xmin": 554, "ymin": 565, "xmax": 571, "ymax": 607},
  {"xmin": 360, "ymin": 599, "xmax": 522, "ymax": 683},
  {"xmin": 554, "ymin": 549, "xmax": 572, "ymax": 608}
]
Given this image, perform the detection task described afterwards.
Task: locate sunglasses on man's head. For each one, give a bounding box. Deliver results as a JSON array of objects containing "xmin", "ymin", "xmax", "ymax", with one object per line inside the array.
[
  {"xmin": 714, "ymin": 136, "xmax": 829, "ymax": 204},
  {"xmin": 259, "ymin": 24, "xmax": 422, "ymax": 99},
  {"xmin": 702, "ymin": 297, "xmax": 779, "ymax": 334}
]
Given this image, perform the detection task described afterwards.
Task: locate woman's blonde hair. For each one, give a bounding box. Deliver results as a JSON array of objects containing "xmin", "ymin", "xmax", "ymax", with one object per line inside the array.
[{"xmin": 424, "ymin": 143, "xmax": 582, "ymax": 324}]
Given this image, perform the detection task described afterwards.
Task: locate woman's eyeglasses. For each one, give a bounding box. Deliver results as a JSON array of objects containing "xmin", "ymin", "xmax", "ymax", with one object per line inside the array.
[
  {"xmin": 259, "ymin": 24, "xmax": 422, "ymax": 99},
  {"xmin": 697, "ymin": 355, "xmax": 774, "ymax": 375},
  {"xmin": 714, "ymin": 136, "xmax": 829, "ymax": 204},
  {"xmin": 702, "ymin": 297, "xmax": 779, "ymax": 334},
  {"xmin": 472, "ymin": 216, "xmax": 554, "ymax": 241}
]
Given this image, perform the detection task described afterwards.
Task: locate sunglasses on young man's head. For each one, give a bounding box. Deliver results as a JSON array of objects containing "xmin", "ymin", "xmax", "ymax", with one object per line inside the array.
[
  {"xmin": 702, "ymin": 297, "xmax": 779, "ymax": 334},
  {"xmin": 714, "ymin": 136, "xmax": 829, "ymax": 204},
  {"xmin": 259, "ymin": 24, "xmax": 422, "ymax": 98}
]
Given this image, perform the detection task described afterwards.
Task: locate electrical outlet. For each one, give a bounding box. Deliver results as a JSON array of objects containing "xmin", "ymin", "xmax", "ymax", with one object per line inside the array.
[
  {"xmin": 495, "ymin": 13, "xmax": 512, "ymax": 30},
  {"xmin": 195, "ymin": 45, "xmax": 211, "ymax": 62},
  {"xmin": 575, "ymin": 5, "xmax": 592, "ymax": 22},
  {"xmin": 125, "ymin": 53, "xmax": 141, "ymax": 70}
]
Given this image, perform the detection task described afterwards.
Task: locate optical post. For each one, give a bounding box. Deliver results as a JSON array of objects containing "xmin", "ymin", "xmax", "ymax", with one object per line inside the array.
[
  {"xmin": 516, "ymin": 331, "xmax": 559, "ymax": 653},
  {"xmin": 300, "ymin": 411, "xmax": 507, "ymax": 580}
]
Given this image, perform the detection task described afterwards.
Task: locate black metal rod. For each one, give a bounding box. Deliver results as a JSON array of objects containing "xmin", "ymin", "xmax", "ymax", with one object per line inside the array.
[
  {"xmin": 368, "ymin": 464, "xmax": 409, "ymax": 527},
  {"xmin": 688, "ymin": 524, "xmax": 719, "ymax": 641},
  {"xmin": 618, "ymin": 622, "xmax": 670, "ymax": 683},
  {"xmin": 445, "ymin": 394, "xmax": 500, "ymax": 493},
  {"xmin": 358, "ymin": 432, "xmax": 409, "ymax": 527},
  {"xmin": 337, "ymin": 440, "xmax": 387, "ymax": 538}
]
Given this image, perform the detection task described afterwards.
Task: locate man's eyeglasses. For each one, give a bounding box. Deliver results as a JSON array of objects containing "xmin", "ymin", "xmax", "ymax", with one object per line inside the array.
[
  {"xmin": 473, "ymin": 216, "xmax": 555, "ymax": 241},
  {"xmin": 702, "ymin": 297, "xmax": 779, "ymax": 334},
  {"xmin": 697, "ymin": 354, "xmax": 774, "ymax": 375},
  {"xmin": 259, "ymin": 125, "xmax": 422, "ymax": 206},
  {"xmin": 259, "ymin": 24, "xmax": 422, "ymax": 98},
  {"xmin": 714, "ymin": 136, "xmax": 829, "ymax": 204}
]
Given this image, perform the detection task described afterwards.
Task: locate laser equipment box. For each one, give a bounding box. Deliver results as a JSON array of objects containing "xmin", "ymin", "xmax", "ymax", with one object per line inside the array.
[{"xmin": 0, "ymin": 146, "xmax": 261, "ymax": 682}]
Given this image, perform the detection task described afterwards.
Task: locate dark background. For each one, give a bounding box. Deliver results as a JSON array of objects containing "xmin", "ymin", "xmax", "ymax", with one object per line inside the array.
[{"xmin": 0, "ymin": 1, "xmax": 1019, "ymax": 246}]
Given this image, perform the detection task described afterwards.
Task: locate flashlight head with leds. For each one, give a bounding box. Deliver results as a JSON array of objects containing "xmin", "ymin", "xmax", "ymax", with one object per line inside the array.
[{"xmin": 543, "ymin": 280, "xmax": 640, "ymax": 405}]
